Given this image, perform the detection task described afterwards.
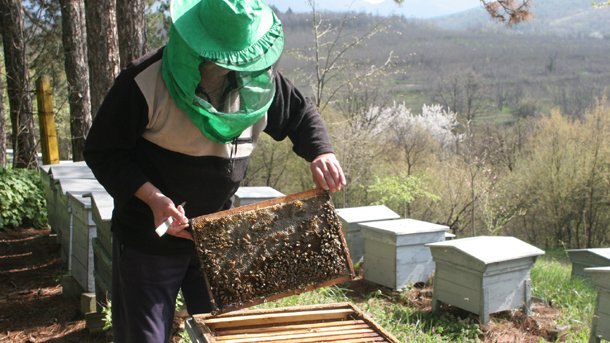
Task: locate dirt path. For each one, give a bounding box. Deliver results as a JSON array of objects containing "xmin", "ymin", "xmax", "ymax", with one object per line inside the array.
[{"xmin": 0, "ymin": 228, "xmax": 110, "ymax": 342}]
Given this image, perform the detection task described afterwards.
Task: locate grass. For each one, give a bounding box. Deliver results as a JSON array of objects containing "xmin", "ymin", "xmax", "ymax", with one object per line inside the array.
[{"xmin": 530, "ymin": 250, "xmax": 597, "ymax": 342}]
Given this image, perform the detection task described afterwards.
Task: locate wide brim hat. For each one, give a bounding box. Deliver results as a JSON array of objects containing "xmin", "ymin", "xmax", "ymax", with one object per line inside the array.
[{"xmin": 170, "ymin": 0, "xmax": 284, "ymax": 72}]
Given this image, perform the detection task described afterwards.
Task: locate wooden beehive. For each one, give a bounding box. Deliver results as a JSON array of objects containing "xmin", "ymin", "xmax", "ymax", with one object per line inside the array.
[
  {"xmin": 234, "ymin": 186, "xmax": 285, "ymax": 207},
  {"xmin": 360, "ymin": 218, "xmax": 448, "ymax": 290},
  {"xmin": 55, "ymin": 179, "xmax": 105, "ymax": 266},
  {"xmin": 427, "ymin": 236, "xmax": 545, "ymax": 324},
  {"xmin": 185, "ymin": 302, "xmax": 400, "ymax": 343},
  {"xmin": 67, "ymin": 192, "xmax": 96, "ymax": 292},
  {"xmin": 89, "ymin": 191, "xmax": 114, "ymax": 255},
  {"xmin": 336, "ymin": 205, "xmax": 400, "ymax": 264},
  {"xmin": 191, "ymin": 189, "xmax": 356, "ymax": 313},
  {"xmin": 39, "ymin": 162, "xmax": 92, "ymax": 237},
  {"xmin": 566, "ymin": 248, "xmax": 610, "ymax": 280},
  {"xmin": 586, "ymin": 267, "xmax": 610, "ymax": 343}
]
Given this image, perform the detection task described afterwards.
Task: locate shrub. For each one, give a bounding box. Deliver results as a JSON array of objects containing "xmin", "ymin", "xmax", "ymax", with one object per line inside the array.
[{"xmin": 0, "ymin": 167, "xmax": 47, "ymax": 229}]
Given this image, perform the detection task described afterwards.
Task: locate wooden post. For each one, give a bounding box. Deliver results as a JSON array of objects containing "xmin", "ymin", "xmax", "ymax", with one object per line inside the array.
[{"xmin": 36, "ymin": 75, "xmax": 60, "ymax": 164}]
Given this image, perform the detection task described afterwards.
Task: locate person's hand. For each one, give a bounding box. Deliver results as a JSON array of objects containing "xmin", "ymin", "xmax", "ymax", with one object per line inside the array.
[
  {"xmin": 310, "ymin": 153, "xmax": 346, "ymax": 193},
  {"xmin": 135, "ymin": 182, "xmax": 193, "ymax": 240}
]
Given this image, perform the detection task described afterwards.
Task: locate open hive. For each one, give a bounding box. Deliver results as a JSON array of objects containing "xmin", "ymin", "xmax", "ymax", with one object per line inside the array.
[
  {"xmin": 185, "ymin": 303, "xmax": 400, "ymax": 343},
  {"xmin": 191, "ymin": 189, "xmax": 355, "ymax": 313}
]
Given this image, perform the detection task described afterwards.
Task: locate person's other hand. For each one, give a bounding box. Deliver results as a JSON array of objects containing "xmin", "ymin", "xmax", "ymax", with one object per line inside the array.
[
  {"xmin": 310, "ymin": 153, "xmax": 346, "ymax": 193},
  {"xmin": 136, "ymin": 182, "xmax": 193, "ymax": 241}
]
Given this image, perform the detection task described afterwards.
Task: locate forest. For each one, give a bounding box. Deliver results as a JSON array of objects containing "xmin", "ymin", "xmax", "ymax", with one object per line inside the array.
[{"xmin": 0, "ymin": 0, "xmax": 609, "ymax": 249}]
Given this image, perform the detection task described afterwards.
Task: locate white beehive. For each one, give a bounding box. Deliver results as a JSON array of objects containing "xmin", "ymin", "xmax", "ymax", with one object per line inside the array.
[
  {"xmin": 40, "ymin": 162, "xmax": 92, "ymax": 235},
  {"xmin": 233, "ymin": 186, "xmax": 284, "ymax": 207},
  {"xmin": 336, "ymin": 205, "xmax": 400, "ymax": 264},
  {"xmin": 88, "ymin": 191, "xmax": 114, "ymax": 311},
  {"xmin": 92, "ymin": 237, "xmax": 112, "ymax": 311},
  {"xmin": 427, "ymin": 236, "xmax": 545, "ymax": 324},
  {"xmin": 67, "ymin": 192, "xmax": 96, "ymax": 292},
  {"xmin": 55, "ymin": 178, "xmax": 105, "ymax": 265},
  {"xmin": 566, "ymin": 248, "xmax": 610, "ymax": 280},
  {"xmin": 360, "ymin": 219, "xmax": 448, "ymax": 290},
  {"xmin": 89, "ymin": 191, "xmax": 114, "ymax": 255},
  {"xmin": 586, "ymin": 267, "xmax": 610, "ymax": 343}
]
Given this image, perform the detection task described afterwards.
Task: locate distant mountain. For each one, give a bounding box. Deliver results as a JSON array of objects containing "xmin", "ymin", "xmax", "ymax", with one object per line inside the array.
[{"xmin": 429, "ymin": 0, "xmax": 610, "ymax": 38}]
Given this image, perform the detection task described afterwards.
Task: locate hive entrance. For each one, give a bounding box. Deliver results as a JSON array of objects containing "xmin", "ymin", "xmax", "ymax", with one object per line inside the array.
[{"xmin": 191, "ymin": 189, "xmax": 355, "ymax": 312}]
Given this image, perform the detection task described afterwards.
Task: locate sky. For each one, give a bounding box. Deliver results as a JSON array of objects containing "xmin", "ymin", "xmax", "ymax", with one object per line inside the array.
[{"xmin": 266, "ymin": 0, "xmax": 482, "ymax": 19}]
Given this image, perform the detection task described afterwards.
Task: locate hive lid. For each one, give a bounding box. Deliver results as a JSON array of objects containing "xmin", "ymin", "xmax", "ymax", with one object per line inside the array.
[
  {"xmin": 191, "ymin": 188, "xmax": 356, "ymax": 314},
  {"xmin": 567, "ymin": 247, "xmax": 610, "ymax": 260},
  {"xmin": 49, "ymin": 164, "xmax": 95, "ymax": 180},
  {"xmin": 67, "ymin": 191, "xmax": 92, "ymax": 208},
  {"xmin": 86, "ymin": 191, "xmax": 114, "ymax": 221},
  {"xmin": 234, "ymin": 186, "xmax": 285, "ymax": 199},
  {"xmin": 359, "ymin": 218, "xmax": 449, "ymax": 235},
  {"xmin": 56, "ymin": 178, "xmax": 105, "ymax": 195},
  {"xmin": 426, "ymin": 236, "xmax": 545, "ymax": 264},
  {"xmin": 336, "ymin": 205, "xmax": 400, "ymax": 224}
]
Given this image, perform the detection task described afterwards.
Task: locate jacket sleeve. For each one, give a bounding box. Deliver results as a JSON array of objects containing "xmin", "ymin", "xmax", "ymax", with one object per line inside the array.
[
  {"xmin": 264, "ymin": 70, "xmax": 334, "ymax": 162},
  {"xmin": 84, "ymin": 71, "xmax": 150, "ymax": 210}
]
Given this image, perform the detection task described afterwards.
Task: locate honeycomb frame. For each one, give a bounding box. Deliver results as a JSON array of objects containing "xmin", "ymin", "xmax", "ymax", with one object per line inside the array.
[{"xmin": 191, "ymin": 189, "xmax": 355, "ymax": 313}]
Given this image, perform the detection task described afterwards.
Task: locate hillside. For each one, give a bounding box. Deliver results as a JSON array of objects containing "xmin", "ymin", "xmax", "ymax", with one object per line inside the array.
[
  {"xmin": 275, "ymin": 8, "xmax": 610, "ymax": 122},
  {"xmin": 429, "ymin": 0, "xmax": 610, "ymax": 38}
]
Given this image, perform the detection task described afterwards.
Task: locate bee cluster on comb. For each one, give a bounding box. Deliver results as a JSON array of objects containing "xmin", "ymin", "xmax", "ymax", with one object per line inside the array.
[{"xmin": 190, "ymin": 189, "xmax": 355, "ymax": 312}]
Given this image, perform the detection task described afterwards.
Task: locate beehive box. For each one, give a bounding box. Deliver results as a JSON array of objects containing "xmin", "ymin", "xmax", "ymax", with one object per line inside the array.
[
  {"xmin": 55, "ymin": 179, "xmax": 105, "ymax": 265},
  {"xmin": 427, "ymin": 236, "xmax": 545, "ymax": 324},
  {"xmin": 67, "ymin": 192, "xmax": 97, "ymax": 292},
  {"xmin": 39, "ymin": 162, "xmax": 91, "ymax": 235},
  {"xmin": 185, "ymin": 302, "xmax": 400, "ymax": 343},
  {"xmin": 89, "ymin": 191, "xmax": 114, "ymax": 255},
  {"xmin": 566, "ymin": 248, "xmax": 610, "ymax": 280},
  {"xmin": 233, "ymin": 186, "xmax": 285, "ymax": 207},
  {"xmin": 360, "ymin": 218, "xmax": 449, "ymax": 290},
  {"xmin": 586, "ymin": 267, "xmax": 610, "ymax": 343},
  {"xmin": 191, "ymin": 189, "xmax": 355, "ymax": 313},
  {"xmin": 336, "ymin": 205, "xmax": 400, "ymax": 264},
  {"xmin": 92, "ymin": 237, "xmax": 112, "ymax": 312}
]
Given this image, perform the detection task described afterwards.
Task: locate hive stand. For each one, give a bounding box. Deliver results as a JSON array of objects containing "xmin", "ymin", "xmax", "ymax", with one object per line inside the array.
[
  {"xmin": 335, "ymin": 205, "xmax": 400, "ymax": 264},
  {"xmin": 427, "ymin": 236, "xmax": 545, "ymax": 324},
  {"xmin": 567, "ymin": 248, "xmax": 610, "ymax": 280},
  {"xmin": 360, "ymin": 218, "xmax": 449, "ymax": 290},
  {"xmin": 586, "ymin": 267, "xmax": 610, "ymax": 343},
  {"xmin": 233, "ymin": 186, "xmax": 284, "ymax": 207}
]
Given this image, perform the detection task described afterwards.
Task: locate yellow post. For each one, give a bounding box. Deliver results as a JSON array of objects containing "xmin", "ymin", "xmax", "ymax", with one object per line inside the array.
[{"xmin": 36, "ymin": 75, "xmax": 60, "ymax": 164}]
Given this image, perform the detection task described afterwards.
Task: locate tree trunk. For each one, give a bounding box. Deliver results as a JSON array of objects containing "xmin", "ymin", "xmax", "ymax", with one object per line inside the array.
[
  {"xmin": 0, "ymin": 69, "xmax": 5, "ymax": 167},
  {"xmin": 60, "ymin": 0, "xmax": 92, "ymax": 161},
  {"xmin": 117, "ymin": 0, "xmax": 146, "ymax": 68},
  {"xmin": 84, "ymin": 0, "xmax": 120, "ymax": 117},
  {"xmin": 0, "ymin": 0, "xmax": 38, "ymax": 168}
]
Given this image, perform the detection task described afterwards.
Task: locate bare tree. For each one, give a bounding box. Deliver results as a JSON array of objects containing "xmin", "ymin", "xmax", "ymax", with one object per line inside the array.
[
  {"xmin": 59, "ymin": 0, "xmax": 91, "ymax": 161},
  {"xmin": 117, "ymin": 0, "xmax": 147, "ymax": 68},
  {"xmin": 306, "ymin": 0, "xmax": 392, "ymax": 113},
  {"xmin": 84, "ymin": 0, "xmax": 120, "ymax": 117},
  {"xmin": 0, "ymin": 0, "xmax": 38, "ymax": 168}
]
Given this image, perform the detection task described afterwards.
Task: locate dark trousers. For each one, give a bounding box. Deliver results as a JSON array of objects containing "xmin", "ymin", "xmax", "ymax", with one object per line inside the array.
[{"xmin": 112, "ymin": 234, "xmax": 212, "ymax": 343}]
